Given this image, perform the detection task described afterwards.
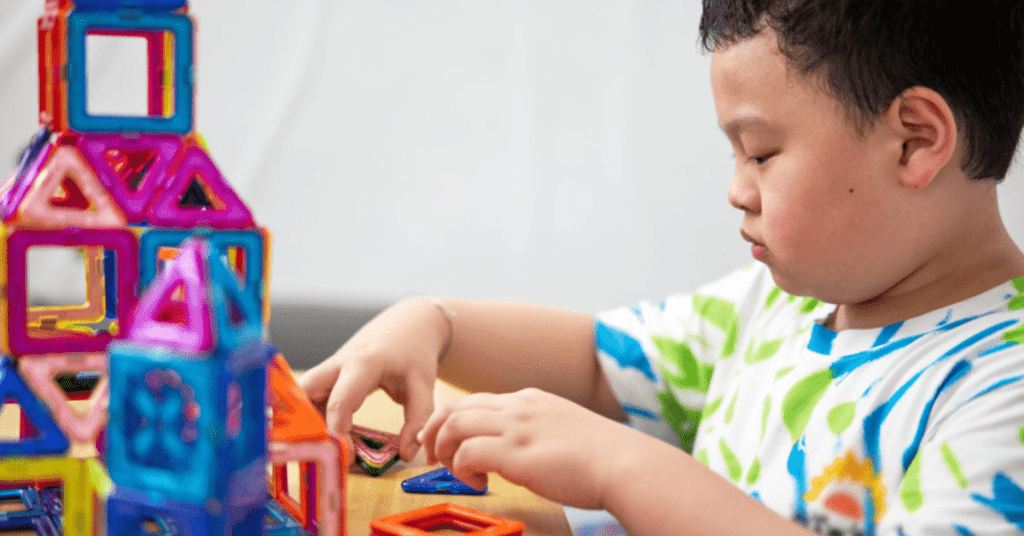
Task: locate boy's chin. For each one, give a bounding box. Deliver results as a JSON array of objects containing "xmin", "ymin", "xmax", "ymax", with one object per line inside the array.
[
  {"xmin": 769, "ymin": 269, "xmax": 883, "ymax": 307},
  {"xmin": 765, "ymin": 266, "xmax": 834, "ymax": 303},
  {"xmin": 767, "ymin": 270, "xmax": 801, "ymax": 296}
]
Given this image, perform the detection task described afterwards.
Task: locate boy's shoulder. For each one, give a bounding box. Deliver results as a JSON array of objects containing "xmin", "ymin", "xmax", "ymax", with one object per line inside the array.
[
  {"xmin": 597, "ymin": 263, "xmax": 1023, "ymax": 376},
  {"xmin": 598, "ymin": 263, "xmax": 827, "ymax": 360},
  {"xmin": 673, "ymin": 263, "xmax": 1024, "ymax": 349}
]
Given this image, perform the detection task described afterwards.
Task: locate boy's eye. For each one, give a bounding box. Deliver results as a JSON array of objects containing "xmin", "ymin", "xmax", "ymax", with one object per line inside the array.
[{"xmin": 752, "ymin": 152, "xmax": 777, "ymax": 165}]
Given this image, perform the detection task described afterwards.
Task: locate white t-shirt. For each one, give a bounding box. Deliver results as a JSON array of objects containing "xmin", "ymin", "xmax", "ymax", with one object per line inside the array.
[{"xmin": 596, "ymin": 263, "xmax": 1024, "ymax": 535}]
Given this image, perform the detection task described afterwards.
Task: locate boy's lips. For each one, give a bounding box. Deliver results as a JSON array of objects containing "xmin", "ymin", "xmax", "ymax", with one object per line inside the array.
[
  {"xmin": 740, "ymin": 230, "xmax": 768, "ymax": 260},
  {"xmin": 740, "ymin": 229, "xmax": 762, "ymax": 245}
]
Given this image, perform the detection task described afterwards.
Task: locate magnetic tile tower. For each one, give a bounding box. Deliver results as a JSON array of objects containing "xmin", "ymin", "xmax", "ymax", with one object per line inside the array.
[{"xmin": 0, "ymin": 1, "xmax": 348, "ymax": 535}]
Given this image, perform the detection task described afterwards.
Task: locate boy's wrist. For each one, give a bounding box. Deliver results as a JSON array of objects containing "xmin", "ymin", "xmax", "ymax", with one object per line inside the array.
[
  {"xmin": 595, "ymin": 422, "xmax": 656, "ymax": 512},
  {"xmin": 420, "ymin": 297, "xmax": 456, "ymax": 362}
]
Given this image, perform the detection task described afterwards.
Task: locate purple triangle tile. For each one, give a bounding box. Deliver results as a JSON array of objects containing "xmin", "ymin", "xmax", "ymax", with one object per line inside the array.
[
  {"xmin": 147, "ymin": 145, "xmax": 255, "ymax": 229},
  {"xmin": 77, "ymin": 134, "xmax": 182, "ymax": 223},
  {"xmin": 127, "ymin": 238, "xmax": 215, "ymax": 354}
]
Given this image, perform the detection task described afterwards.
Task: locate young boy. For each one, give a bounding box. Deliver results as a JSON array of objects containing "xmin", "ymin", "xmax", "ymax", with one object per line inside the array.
[{"xmin": 300, "ymin": 1, "xmax": 1024, "ymax": 534}]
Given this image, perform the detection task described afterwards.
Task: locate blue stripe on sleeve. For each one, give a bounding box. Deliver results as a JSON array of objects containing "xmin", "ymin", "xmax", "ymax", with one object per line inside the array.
[
  {"xmin": 621, "ymin": 404, "xmax": 660, "ymax": 420},
  {"xmin": 596, "ymin": 320, "xmax": 657, "ymax": 382},
  {"xmin": 952, "ymin": 524, "xmax": 978, "ymax": 536}
]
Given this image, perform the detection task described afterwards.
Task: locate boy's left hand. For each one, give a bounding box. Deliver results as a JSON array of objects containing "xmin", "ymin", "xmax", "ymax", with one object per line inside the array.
[{"xmin": 417, "ymin": 387, "xmax": 634, "ymax": 510}]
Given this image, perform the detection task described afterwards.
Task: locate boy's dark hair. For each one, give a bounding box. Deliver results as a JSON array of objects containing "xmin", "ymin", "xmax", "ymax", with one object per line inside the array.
[{"xmin": 699, "ymin": 0, "xmax": 1024, "ymax": 182}]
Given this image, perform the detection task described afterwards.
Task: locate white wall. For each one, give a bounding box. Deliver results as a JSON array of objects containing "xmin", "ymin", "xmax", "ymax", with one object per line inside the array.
[{"xmin": 2, "ymin": 0, "xmax": 1022, "ymax": 313}]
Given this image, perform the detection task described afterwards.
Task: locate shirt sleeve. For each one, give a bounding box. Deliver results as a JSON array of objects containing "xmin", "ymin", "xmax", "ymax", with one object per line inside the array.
[
  {"xmin": 886, "ymin": 351, "xmax": 1024, "ymax": 535},
  {"xmin": 594, "ymin": 263, "xmax": 781, "ymax": 450}
]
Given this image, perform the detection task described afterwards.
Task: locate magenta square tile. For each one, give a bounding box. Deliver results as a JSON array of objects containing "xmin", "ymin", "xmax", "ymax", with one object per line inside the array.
[{"xmin": 6, "ymin": 228, "xmax": 138, "ymax": 356}]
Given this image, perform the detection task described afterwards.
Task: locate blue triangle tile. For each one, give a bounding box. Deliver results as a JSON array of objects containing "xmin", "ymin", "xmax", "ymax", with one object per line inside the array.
[
  {"xmin": 209, "ymin": 240, "xmax": 263, "ymax": 349},
  {"xmin": 0, "ymin": 358, "xmax": 70, "ymax": 456},
  {"xmin": 400, "ymin": 467, "xmax": 486, "ymax": 495}
]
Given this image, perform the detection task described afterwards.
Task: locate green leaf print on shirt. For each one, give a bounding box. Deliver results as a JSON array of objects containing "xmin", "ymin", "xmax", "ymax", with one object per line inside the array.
[
  {"xmin": 765, "ymin": 286, "xmax": 783, "ymax": 310},
  {"xmin": 760, "ymin": 395, "xmax": 771, "ymax": 440},
  {"xmin": 781, "ymin": 369, "xmax": 833, "ymax": 443},
  {"xmin": 692, "ymin": 294, "xmax": 739, "ymax": 358},
  {"xmin": 653, "ymin": 336, "xmax": 715, "ymax": 393},
  {"xmin": 744, "ymin": 337, "xmax": 786, "ymax": 365},
  {"xmin": 719, "ymin": 438, "xmax": 743, "ymax": 482},
  {"xmin": 782, "ymin": 294, "xmax": 822, "ymax": 314},
  {"xmin": 900, "ymin": 452, "xmax": 924, "ymax": 512},
  {"xmin": 724, "ymin": 390, "xmax": 739, "ymax": 424},
  {"xmin": 827, "ymin": 402, "xmax": 856, "ymax": 435},
  {"xmin": 940, "ymin": 443, "xmax": 968, "ymax": 490},
  {"xmin": 1019, "ymin": 426, "xmax": 1024, "ymax": 448},
  {"xmin": 798, "ymin": 296, "xmax": 822, "ymax": 314},
  {"xmin": 1004, "ymin": 323, "xmax": 1024, "ymax": 345},
  {"xmin": 1005, "ymin": 277, "xmax": 1024, "ymax": 342},
  {"xmin": 1008, "ymin": 276, "xmax": 1024, "ymax": 312},
  {"xmin": 746, "ymin": 456, "xmax": 762, "ymax": 485},
  {"xmin": 702, "ymin": 396, "xmax": 724, "ymax": 421},
  {"xmin": 657, "ymin": 390, "xmax": 701, "ymax": 453},
  {"xmin": 696, "ymin": 447, "xmax": 710, "ymax": 467}
]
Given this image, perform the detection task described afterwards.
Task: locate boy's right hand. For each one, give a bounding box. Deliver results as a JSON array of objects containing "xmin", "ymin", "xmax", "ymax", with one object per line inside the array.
[{"xmin": 298, "ymin": 298, "xmax": 452, "ymax": 462}]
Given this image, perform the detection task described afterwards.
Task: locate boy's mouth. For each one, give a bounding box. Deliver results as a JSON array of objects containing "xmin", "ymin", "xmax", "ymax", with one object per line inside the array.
[
  {"xmin": 740, "ymin": 229, "xmax": 761, "ymax": 245},
  {"xmin": 740, "ymin": 230, "xmax": 768, "ymax": 260}
]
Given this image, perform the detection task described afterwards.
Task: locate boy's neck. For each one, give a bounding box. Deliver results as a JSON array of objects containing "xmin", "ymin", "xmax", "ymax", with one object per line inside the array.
[{"xmin": 830, "ymin": 189, "xmax": 1024, "ymax": 332}]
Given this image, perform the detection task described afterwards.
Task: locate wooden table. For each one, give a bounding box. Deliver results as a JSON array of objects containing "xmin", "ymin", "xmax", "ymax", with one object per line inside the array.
[
  {"xmin": 0, "ymin": 381, "xmax": 574, "ymax": 536},
  {"xmin": 347, "ymin": 384, "xmax": 574, "ymax": 536}
]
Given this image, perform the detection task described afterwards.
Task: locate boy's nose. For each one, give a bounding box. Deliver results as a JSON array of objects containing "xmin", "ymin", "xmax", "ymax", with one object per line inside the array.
[{"xmin": 728, "ymin": 172, "xmax": 760, "ymax": 214}]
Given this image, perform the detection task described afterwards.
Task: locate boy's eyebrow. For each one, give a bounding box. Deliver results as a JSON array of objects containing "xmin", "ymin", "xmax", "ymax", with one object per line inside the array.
[{"xmin": 719, "ymin": 114, "xmax": 772, "ymax": 138}]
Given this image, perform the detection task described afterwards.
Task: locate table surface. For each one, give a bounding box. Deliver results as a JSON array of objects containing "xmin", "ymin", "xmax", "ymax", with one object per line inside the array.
[
  {"xmin": 347, "ymin": 384, "xmax": 574, "ymax": 536},
  {"xmin": 0, "ymin": 380, "xmax": 573, "ymax": 536}
]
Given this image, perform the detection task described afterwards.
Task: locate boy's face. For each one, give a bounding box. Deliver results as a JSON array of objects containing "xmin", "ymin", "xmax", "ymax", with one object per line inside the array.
[{"xmin": 711, "ymin": 29, "xmax": 922, "ymax": 305}]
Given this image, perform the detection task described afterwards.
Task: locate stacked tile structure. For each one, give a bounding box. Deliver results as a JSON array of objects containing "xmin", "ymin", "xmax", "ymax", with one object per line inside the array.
[{"xmin": 0, "ymin": 1, "xmax": 347, "ymax": 535}]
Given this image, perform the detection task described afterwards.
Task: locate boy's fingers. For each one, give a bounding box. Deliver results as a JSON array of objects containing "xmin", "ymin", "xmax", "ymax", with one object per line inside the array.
[
  {"xmin": 323, "ymin": 362, "xmax": 380, "ymax": 435},
  {"xmin": 432, "ymin": 408, "xmax": 505, "ymax": 468},
  {"xmin": 297, "ymin": 361, "xmax": 339, "ymax": 407},
  {"xmin": 449, "ymin": 435, "xmax": 504, "ymax": 491},
  {"xmin": 418, "ymin": 393, "xmax": 505, "ymax": 466},
  {"xmin": 418, "ymin": 404, "xmax": 449, "ymax": 466},
  {"xmin": 398, "ymin": 377, "xmax": 434, "ymax": 462}
]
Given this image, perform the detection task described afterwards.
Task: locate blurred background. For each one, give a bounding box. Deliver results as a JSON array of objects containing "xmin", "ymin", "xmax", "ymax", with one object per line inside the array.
[{"xmin": 2, "ymin": 0, "xmax": 1022, "ymax": 368}]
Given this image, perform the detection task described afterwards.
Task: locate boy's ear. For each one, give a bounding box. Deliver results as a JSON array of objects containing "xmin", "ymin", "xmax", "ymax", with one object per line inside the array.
[{"xmin": 883, "ymin": 87, "xmax": 958, "ymax": 189}]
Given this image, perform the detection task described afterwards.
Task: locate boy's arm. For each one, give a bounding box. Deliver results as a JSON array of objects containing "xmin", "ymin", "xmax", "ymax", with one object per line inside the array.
[
  {"xmin": 301, "ymin": 297, "xmax": 625, "ymax": 461},
  {"xmin": 434, "ymin": 298, "xmax": 627, "ymax": 421}
]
